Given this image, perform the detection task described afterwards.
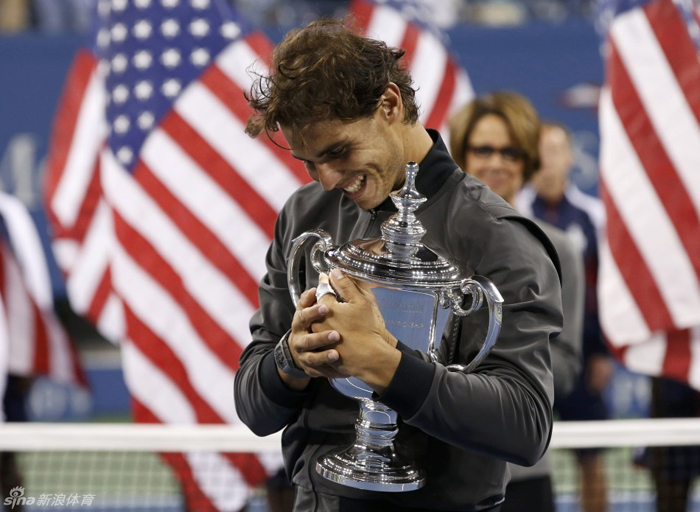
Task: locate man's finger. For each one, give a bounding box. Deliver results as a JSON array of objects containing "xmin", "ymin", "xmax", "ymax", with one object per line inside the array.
[
  {"xmin": 296, "ymin": 330, "xmax": 340, "ymax": 352},
  {"xmin": 298, "ymin": 348, "xmax": 340, "ymax": 369},
  {"xmin": 329, "ymin": 269, "xmax": 362, "ymax": 303},
  {"xmin": 293, "ymin": 303, "xmax": 329, "ymax": 330},
  {"xmin": 316, "ymin": 273, "xmax": 339, "ymax": 306},
  {"xmin": 297, "ymin": 287, "xmax": 318, "ymax": 309}
]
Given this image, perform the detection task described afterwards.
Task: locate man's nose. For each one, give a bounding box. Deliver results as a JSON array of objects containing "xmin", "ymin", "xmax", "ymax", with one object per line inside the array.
[{"xmin": 316, "ymin": 162, "xmax": 344, "ymax": 191}]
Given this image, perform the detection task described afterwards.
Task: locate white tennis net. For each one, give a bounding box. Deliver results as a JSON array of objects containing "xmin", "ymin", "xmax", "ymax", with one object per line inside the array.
[{"xmin": 1, "ymin": 419, "xmax": 699, "ymax": 511}]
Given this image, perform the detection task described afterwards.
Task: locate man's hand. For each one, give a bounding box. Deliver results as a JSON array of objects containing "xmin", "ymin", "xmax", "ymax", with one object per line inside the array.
[
  {"xmin": 279, "ymin": 284, "xmax": 346, "ymax": 390},
  {"xmin": 312, "ymin": 269, "xmax": 401, "ymax": 394}
]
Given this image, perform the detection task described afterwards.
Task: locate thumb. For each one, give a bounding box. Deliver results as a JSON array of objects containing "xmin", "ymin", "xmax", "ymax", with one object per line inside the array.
[{"xmin": 329, "ymin": 268, "xmax": 362, "ymax": 303}]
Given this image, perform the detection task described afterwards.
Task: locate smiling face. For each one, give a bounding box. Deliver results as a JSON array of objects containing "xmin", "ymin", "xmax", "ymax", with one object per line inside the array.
[
  {"xmin": 282, "ymin": 113, "xmax": 406, "ymax": 210},
  {"xmin": 281, "ymin": 85, "xmax": 416, "ymax": 210},
  {"xmin": 464, "ymin": 113, "xmax": 525, "ymax": 205}
]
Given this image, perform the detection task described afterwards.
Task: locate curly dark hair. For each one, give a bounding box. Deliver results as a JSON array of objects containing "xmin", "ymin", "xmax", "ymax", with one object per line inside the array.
[{"xmin": 245, "ymin": 17, "xmax": 419, "ymax": 139}]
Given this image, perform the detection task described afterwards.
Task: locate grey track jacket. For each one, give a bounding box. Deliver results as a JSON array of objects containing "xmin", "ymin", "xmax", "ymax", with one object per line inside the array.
[{"xmin": 234, "ymin": 132, "xmax": 563, "ymax": 511}]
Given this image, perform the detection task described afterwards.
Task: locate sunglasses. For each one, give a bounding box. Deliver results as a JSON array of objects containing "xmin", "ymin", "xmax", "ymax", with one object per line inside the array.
[{"xmin": 467, "ymin": 145, "xmax": 525, "ymax": 162}]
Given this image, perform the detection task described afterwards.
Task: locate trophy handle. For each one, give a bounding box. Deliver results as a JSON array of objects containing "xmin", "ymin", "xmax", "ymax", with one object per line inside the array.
[
  {"xmin": 435, "ymin": 275, "xmax": 504, "ymax": 373},
  {"xmin": 287, "ymin": 229, "xmax": 334, "ymax": 306}
]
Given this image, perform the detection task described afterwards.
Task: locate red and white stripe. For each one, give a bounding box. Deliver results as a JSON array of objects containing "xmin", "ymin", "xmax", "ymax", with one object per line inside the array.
[
  {"xmin": 349, "ymin": 0, "xmax": 474, "ymax": 143},
  {"xmin": 44, "ymin": 49, "xmax": 117, "ymax": 337},
  {"xmin": 45, "ymin": 30, "xmax": 295, "ymax": 507},
  {"xmin": 598, "ymin": 0, "xmax": 700, "ymax": 388},
  {"xmin": 0, "ymin": 192, "xmax": 84, "ymax": 387}
]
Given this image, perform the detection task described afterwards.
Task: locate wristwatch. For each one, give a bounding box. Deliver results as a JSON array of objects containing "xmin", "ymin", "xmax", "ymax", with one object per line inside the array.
[{"xmin": 274, "ymin": 331, "xmax": 308, "ymax": 379}]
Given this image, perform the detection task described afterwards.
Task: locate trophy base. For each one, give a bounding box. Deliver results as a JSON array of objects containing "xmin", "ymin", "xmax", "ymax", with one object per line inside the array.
[{"xmin": 316, "ymin": 444, "xmax": 425, "ymax": 492}]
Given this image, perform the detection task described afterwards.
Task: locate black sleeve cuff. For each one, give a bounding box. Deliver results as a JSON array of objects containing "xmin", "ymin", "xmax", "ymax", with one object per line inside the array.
[
  {"xmin": 376, "ymin": 351, "xmax": 436, "ymax": 419},
  {"xmin": 259, "ymin": 351, "xmax": 309, "ymax": 408},
  {"xmin": 395, "ymin": 340, "xmax": 426, "ymax": 360}
]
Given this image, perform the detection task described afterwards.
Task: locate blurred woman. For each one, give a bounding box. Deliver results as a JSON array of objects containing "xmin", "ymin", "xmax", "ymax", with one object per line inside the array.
[{"xmin": 450, "ymin": 92, "xmax": 591, "ymax": 512}]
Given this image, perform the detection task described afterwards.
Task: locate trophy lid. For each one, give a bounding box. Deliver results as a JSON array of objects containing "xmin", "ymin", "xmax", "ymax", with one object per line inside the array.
[{"xmin": 323, "ymin": 162, "xmax": 462, "ymax": 289}]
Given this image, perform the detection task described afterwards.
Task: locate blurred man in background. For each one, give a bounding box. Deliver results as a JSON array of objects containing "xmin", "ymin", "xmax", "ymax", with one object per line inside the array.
[{"xmin": 519, "ymin": 121, "xmax": 611, "ymax": 512}]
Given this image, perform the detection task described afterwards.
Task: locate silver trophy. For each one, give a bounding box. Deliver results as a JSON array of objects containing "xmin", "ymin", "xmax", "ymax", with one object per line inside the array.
[{"xmin": 287, "ymin": 162, "xmax": 503, "ymax": 492}]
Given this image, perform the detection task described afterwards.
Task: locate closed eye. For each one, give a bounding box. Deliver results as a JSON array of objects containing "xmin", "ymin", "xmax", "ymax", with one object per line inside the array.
[{"xmin": 326, "ymin": 147, "xmax": 349, "ymax": 160}]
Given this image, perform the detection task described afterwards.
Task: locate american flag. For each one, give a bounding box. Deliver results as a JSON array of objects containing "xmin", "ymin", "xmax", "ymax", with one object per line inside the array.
[
  {"xmin": 44, "ymin": 0, "xmax": 472, "ymax": 508},
  {"xmin": 0, "ymin": 191, "xmax": 85, "ymax": 418},
  {"xmin": 350, "ymin": 0, "xmax": 474, "ymax": 138},
  {"xmin": 597, "ymin": 0, "xmax": 700, "ymax": 389},
  {"xmin": 45, "ymin": 0, "xmax": 297, "ymax": 508}
]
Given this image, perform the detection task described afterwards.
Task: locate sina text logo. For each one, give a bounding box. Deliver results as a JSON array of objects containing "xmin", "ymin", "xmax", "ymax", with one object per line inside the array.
[
  {"xmin": 4, "ymin": 487, "xmax": 29, "ymax": 509},
  {"xmin": 3, "ymin": 487, "xmax": 96, "ymax": 508}
]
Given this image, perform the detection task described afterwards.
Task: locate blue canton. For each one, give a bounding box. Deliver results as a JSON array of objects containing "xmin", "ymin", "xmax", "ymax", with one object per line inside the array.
[{"xmin": 95, "ymin": 0, "xmax": 252, "ymax": 172}]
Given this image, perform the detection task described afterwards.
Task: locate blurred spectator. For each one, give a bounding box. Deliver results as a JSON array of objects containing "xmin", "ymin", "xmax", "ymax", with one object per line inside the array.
[
  {"xmin": 231, "ymin": 0, "xmax": 348, "ymax": 30},
  {"xmin": 32, "ymin": 0, "xmax": 91, "ymax": 33},
  {"xmin": 230, "ymin": 0, "xmax": 462, "ymax": 30},
  {"xmin": 231, "ymin": 0, "xmax": 596, "ymax": 30},
  {"xmin": 1, "ymin": 0, "xmax": 600, "ymax": 33},
  {"xmin": 449, "ymin": 91, "xmax": 584, "ymax": 512},
  {"xmin": 461, "ymin": 1, "xmax": 528, "ymax": 27},
  {"xmin": 518, "ymin": 121, "xmax": 611, "ymax": 512},
  {"xmin": 0, "ymin": 0, "xmax": 31, "ymax": 32},
  {"xmin": 460, "ymin": 0, "xmax": 595, "ymax": 24},
  {"xmin": 399, "ymin": 0, "xmax": 463, "ymax": 29},
  {"xmin": 0, "ymin": 0, "xmax": 91, "ymax": 33}
]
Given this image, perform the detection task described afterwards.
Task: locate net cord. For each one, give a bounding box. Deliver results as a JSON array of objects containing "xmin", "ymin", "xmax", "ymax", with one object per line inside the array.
[{"xmin": 1, "ymin": 419, "xmax": 700, "ymax": 452}]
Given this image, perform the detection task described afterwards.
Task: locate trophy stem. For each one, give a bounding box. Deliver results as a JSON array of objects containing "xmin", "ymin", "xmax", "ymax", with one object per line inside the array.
[
  {"xmin": 356, "ymin": 400, "xmax": 399, "ymax": 449},
  {"xmin": 315, "ymin": 399, "xmax": 425, "ymax": 492}
]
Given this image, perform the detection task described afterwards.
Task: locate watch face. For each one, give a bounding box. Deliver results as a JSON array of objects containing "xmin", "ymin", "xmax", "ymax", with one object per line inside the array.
[
  {"xmin": 274, "ymin": 342, "xmax": 288, "ymax": 371},
  {"xmin": 274, "ymin": 335, "xmax": 306, "ymax": 378}
]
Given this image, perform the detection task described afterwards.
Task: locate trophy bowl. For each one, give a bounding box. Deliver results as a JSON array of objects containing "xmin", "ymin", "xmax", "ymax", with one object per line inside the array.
[{"xmin": 287, "ymin": 162, "xmax": 503, "ymax": 492}]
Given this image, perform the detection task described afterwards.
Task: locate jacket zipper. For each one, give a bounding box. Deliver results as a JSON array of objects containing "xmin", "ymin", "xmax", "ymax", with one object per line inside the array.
[{"xmin": 362, "ymin": 208, "xmax": 378, "ymax": 238}]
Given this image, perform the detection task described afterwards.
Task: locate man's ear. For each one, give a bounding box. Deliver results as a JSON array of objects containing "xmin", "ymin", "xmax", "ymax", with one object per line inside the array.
[{"xmin": 379, "ymin": 83, "xmax": 403, "ymax": 123}]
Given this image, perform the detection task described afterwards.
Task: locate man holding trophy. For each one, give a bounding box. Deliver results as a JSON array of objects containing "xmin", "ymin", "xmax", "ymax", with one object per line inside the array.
[{"xmin": 234, "ymin": 18, "xmax": 563, "ymax": 511}]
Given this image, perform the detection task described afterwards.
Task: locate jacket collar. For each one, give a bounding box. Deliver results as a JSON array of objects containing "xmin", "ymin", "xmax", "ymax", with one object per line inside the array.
[{"xmin": 375, "ymin": 129, "xmax": 459, "ymax": 212}]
